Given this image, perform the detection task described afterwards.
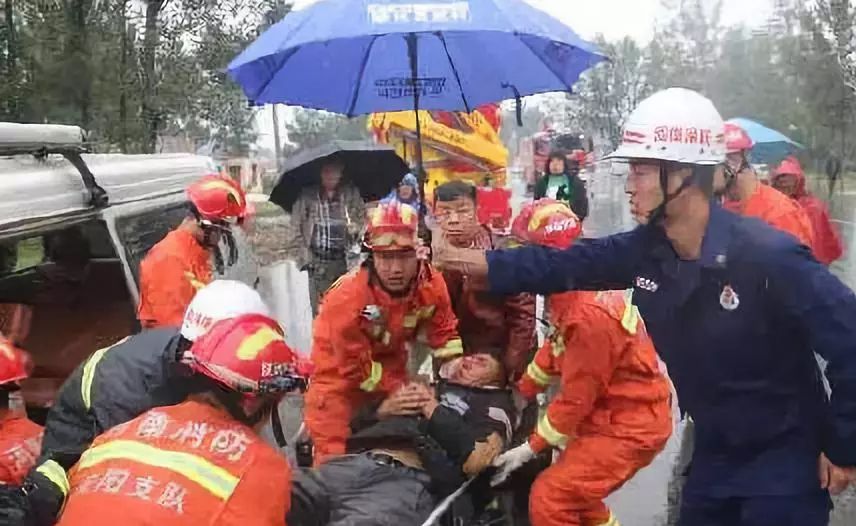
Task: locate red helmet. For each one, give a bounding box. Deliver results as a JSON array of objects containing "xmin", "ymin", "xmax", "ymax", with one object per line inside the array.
[
  {"xmin": 1, "ymin": 337, "xmax": 32, "ymax": 386},
  {"xmin": 511, "ymin": 199, "xmax": 582, "ymax": 250},
  {"xmin": 773, "ymin": 155, "xmax": 804, "ymax": 178},
  {"xmin": 187, "ymin": 314, "xmax": 303, "ymax": 397},
  {"xmin": 187, "ymin": 175, "xmax": 248, "ymax": 223},
  {"xmin": 724, "ymin": 123, "xmax": 753, "ymax": 154},
  {"xmin": 366, "ymin": 202, "xmax": 419, "ymax": 252}
]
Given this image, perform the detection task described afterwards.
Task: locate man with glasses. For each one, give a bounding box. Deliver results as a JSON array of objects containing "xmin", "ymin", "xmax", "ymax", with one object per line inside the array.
[{"xmin": 432, "ymin": 181, "xmax": 535, "ymax": 383}]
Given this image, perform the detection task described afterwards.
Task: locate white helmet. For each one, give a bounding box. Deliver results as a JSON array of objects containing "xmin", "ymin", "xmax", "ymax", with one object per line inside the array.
[
  {"xmin": 606, "ymin": 88, "xmax": 726, "ymax": 166},
  {"xmin": 180, "ymin": 280, "xmax": 271, "ymax": 341}
]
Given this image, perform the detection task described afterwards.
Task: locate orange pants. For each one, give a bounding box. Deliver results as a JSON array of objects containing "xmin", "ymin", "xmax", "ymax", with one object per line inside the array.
[{"xmin": 529, "ymin": 434, "xmax": 660, "ymax": 526}]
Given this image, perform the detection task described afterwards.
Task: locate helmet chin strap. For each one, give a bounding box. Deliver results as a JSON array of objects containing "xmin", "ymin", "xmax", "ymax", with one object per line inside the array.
[
  {"xmin": 200, "ymin": 223, "xmax": 238, "ymax": 275},
  {"xmin": 720, "ymin": 154, "xmax": 749, "ymax": 197},
  {"xmin": 646, "ymin": 162, "xmax": 714, "ymax": 225}
]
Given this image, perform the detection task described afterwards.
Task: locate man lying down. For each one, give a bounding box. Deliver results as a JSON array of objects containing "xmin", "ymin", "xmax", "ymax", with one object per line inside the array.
[{"xmin": 289, "ymin": 353, "xmax": 515, "ymax": 526}]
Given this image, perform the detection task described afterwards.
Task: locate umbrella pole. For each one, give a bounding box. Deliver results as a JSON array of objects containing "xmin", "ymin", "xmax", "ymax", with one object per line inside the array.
[{"xmin": 406, "ymin": 33, "xmax": 427, "ymax": 215}]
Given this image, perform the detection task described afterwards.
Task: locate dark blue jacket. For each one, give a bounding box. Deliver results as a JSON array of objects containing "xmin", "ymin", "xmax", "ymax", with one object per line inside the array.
[{"xmin": 488, "ymin": 204, "xmax": 856, "ymax": 497}]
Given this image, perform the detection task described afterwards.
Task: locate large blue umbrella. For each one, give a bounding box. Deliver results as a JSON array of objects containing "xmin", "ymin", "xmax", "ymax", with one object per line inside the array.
[
  {"xmin": 228, "ymin": 0, "xmax": 604, "ymax": 114},
  {"xmin": 727, "ymin": 117, "xmax": 803, "ymax": 165}
]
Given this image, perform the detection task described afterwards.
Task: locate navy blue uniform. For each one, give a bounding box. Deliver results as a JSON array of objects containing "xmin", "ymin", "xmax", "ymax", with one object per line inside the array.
[{"xmin": 487, "ymin": 205, "xmax": 856, "ymax": 525}]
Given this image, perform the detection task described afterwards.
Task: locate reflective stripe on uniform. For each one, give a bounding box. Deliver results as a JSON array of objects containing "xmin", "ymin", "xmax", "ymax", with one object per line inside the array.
[
  {"xmin": 416, "ymin": 306, "xmax": 436, "ymax": 319},
  {"xmin": 81, "ymin": 337, "xmax": 129, "ymax": 410},
  {"xmin": 184, "ymin": 271, "xmax": 207, "ymax": 291},
  {"xmin": 432, "ymin": 338, "xmax": 464, "ymax": 359},
  {"xmin": 78, "ymin": 439, "xmax": 238, "ymax": 500},
  {"xmin": 360, "ymin": 361, "xmax": 383, "ymax": 392},
  {"xmin": 620, "ymin": 289, "xmax": 639, "ymax": 335},
  {"xmin": 526, "ymin": 361, "xmax": 553, "ymax": 387},
  {"xmin": 597, "ymin": 513, "xmax": 620, "ymax": 526},
  {"xmin": 536, "ymin": 413, "xmax": 568, "ymax": 447},
  {"xmin": 36, "ymin": 460, "xmax": 69, "ymax": 497}
]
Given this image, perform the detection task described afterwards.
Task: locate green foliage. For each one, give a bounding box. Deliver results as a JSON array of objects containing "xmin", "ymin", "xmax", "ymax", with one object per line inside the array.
[
  {"xmin": 560, "ymin": 0, "xmax": 856, "ymax": 163},
  {"xmin": 0, "ymin": 0, "xmax": 295, "ymax": 155},
  {"xmin": 283, "ymin": 110, "xmax": 370, "ymax": 154}
]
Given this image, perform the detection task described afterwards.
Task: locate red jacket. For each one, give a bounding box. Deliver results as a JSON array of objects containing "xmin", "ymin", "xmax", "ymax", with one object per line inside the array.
[
  {"xmin": 441, "ymin": 228, "xmax": 535, "ymax": 380},
  {"xmin": 797, "ymin": 193, "xmax": 843, "ymax": 265},
  {"xmin": 305, "ymin": 265, "xmax": 462, "ymax": 465},
  {"xmin": 137, "ymin": 228, "xmax": 213, "ymax": 328},
  {"xmin": 0, "ymin": 413, "xmax": 42, "ymax": 485},
  {"xmin": 519, "ymin": 291, "xmax": 672, "ymax": 453},
  {"xmin": 57, "ymin": 400, "xmax": 291, "ymax": 526},
  {"xmin": 724, "ymin": 183, "xmax": 814, "ymax": 250}
]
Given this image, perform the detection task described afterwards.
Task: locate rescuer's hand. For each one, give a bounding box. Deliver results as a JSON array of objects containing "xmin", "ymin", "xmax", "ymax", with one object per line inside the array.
[
  {"xmin": 490, "ymin": 442, "xmax": 535, "ymax": 486},
  {"xmin": 819, "ymin": 453, "xmax": 856, "ymax": 495},
  {"xmin": 430, "ymin": 228, "xmax": 489, "ymax": 285}
]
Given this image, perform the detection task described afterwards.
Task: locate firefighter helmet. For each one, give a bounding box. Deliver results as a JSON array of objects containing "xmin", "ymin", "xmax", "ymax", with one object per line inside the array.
[
  {"xmin": 366, "ymin": 202, "xmax": 419, "ymax": 252},
  {"xmin": 0, "ymin": 338, "xmax": 32, "ymax": 386},
  {"xmin": 724, "ymin": 122, "xmax": 754, "ymax": 154},
  {"xmin": 511, "ymin": 199, "xmax": 582, "ymax": 250},
  {"xmin": 187, "ymin": 175, "xmax": 248, "ymax": 223},
  {"xmin": 606, "ymin": 88, "xmax": 726, "ymax": 166},
  {"xmin": 181, "ymin": 280, "xmax": 271, "ymax": 341},
  {"xmin": 187, "ymin": 314, "xmax": 303, "ymax": 396}
]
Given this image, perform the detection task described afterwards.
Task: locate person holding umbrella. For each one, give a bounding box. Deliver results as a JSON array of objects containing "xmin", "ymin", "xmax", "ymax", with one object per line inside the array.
[
  {"xmin": 286, "ymin": 159, "xmax": 366, "ymax": 314},
  {"xmin": 432, "ymin": 88, "xmax": 856, "ymax": 525}
]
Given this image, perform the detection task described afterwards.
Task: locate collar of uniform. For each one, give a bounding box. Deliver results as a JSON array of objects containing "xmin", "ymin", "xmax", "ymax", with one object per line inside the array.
[
  {"xmin": 642, "ymin": 203, "xmax": 733, "ymax": 269},
  {"xmin": 698, "ymin": 202, "xmax": 734, "ymax": 269}
]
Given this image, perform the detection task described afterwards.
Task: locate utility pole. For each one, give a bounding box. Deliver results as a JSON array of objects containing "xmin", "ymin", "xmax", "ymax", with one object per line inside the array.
[{"xmin": 272, "ymin": 104, "xmax": 283, "ymax": 173}]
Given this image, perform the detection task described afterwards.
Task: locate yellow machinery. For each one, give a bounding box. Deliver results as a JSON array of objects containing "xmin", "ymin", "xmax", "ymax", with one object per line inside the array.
[{"xmin": 369, "ymin": 105, "xmax": 509, "ymax": 201}]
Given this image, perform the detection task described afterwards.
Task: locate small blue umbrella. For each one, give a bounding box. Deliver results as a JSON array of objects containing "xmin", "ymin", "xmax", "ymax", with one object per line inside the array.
[{"xmin": 727, "ymin": 117, "xmax": 803, "ymax": 165}]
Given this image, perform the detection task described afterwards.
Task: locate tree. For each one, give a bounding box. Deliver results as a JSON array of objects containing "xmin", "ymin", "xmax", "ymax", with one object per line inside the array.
[
  {"xmin": 573, "ymin": 36, "xmax": 652, "ymax": 150},
  {"xmin": 284, "ymin": 110, "xmax": 369, "ymax": 154},
  {"xmin": 814, "ymin": 0, "xmax": 856, "ymax": 93}
]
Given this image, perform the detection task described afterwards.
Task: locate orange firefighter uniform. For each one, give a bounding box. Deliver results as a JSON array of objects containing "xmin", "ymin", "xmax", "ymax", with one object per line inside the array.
[
  {"xmin": 507, "ymin": 200, "xmax": 672, "ymax": 526},
  {"xmin": 723, "ymin": 181, "xmax": 814, "ymax": 250},
  {"xmin": 137, "ymin": 228, "xmax": 213, "ymax": 328},
  {"xmin": 0, "ymin": 335, "xmax": 42, "ymax": 485},
  {"xmin": 56, "ymin": 400, "xmax": 291, "ymax": 526},
  {"xmin": 305, "ymin": 201, "xmax": 463, "ymax": 465},
  {"xmin": 0, "ymin": 414, "xmax": 42, "ymax": 486},
  {"xmin": 305, "ymin": 265, "xmax": 462, "ymax": 465},
  {"xmin": 518, "ymin": 291, "xmax": 673, "ymax": 526},
  {"xmin": 137, "ymin": 175, "xmax": 248, "ymax": 329}
]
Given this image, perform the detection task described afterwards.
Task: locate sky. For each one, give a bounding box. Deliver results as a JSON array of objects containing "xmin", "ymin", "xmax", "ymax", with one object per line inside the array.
[{"xmin": 257, "ymin": 0, "xmax": 776, "ymax": 152}]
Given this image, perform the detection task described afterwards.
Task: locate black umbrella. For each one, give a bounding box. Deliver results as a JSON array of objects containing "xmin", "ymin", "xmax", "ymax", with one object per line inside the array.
[{"xmin": 269, "ymin": 140, "xmax": 409, "ymax": 213}]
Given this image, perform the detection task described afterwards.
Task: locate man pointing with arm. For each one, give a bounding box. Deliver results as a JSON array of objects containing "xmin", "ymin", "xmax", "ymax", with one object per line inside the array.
[{"xmin": 434, "ymin": 88, "xmax": 856, "ymax": 526}]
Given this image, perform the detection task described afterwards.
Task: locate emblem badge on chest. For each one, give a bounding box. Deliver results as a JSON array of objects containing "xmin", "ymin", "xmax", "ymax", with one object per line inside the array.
[
  {"xmin": 635, "ymin": 276, "xmax": 659, "ymax": 292},
  {"xmin": 719, "ymin": 284, "xmax": 740, "ymax": 311}
]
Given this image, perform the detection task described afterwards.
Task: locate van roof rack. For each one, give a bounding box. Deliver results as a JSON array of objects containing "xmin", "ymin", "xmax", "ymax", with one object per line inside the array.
[
  {"xmin": 0, "ymin": 122, "xmax": 107, "ymax": 208},
  {"xmin": 0, "ymin": 123, "xmax": 88, "ymax": 155}
]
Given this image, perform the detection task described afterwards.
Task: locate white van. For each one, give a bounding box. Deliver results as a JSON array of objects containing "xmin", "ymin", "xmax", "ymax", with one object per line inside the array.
[{"xmin": 0, "ymin": 123, "xmax": 219, "ymax": 419}]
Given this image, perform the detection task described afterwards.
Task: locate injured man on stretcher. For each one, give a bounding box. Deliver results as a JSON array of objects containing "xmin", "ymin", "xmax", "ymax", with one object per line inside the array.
[{"xmin": 289, "ymin": 353, "xmax": 515, "ymax": 526}]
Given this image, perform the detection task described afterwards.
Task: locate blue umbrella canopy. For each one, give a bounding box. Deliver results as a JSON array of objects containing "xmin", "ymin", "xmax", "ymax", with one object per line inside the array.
[
  {"xmin": 227, "ymin": 0, "xmax": 605, "ymax": 115},
  {"xmin": 727, "ymin": 117, "xmax": 803, "ymax": 165}
]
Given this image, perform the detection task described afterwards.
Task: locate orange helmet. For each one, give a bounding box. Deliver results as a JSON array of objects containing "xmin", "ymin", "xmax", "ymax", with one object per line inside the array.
[
  {"xmin": 511, "ymin": 199, "xmax": 582, "ymax": 250},
  {"xmin": 724, "ymin": 122, "xmax": 753, "ymax": 154},
  {"xmin": 187, "ymin": 314, "xmax": 304, "ymax": 397},
  {"xmin": 187, "ymin": 175, "xmax": 248, "ymax": 223},
  {"xmin": 366, "ymin": 202, "xmax": 419, "ymax": 252},
  {"xmin": 0, "ymin": 337, "xmax": 32, "ymax": 386}
]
